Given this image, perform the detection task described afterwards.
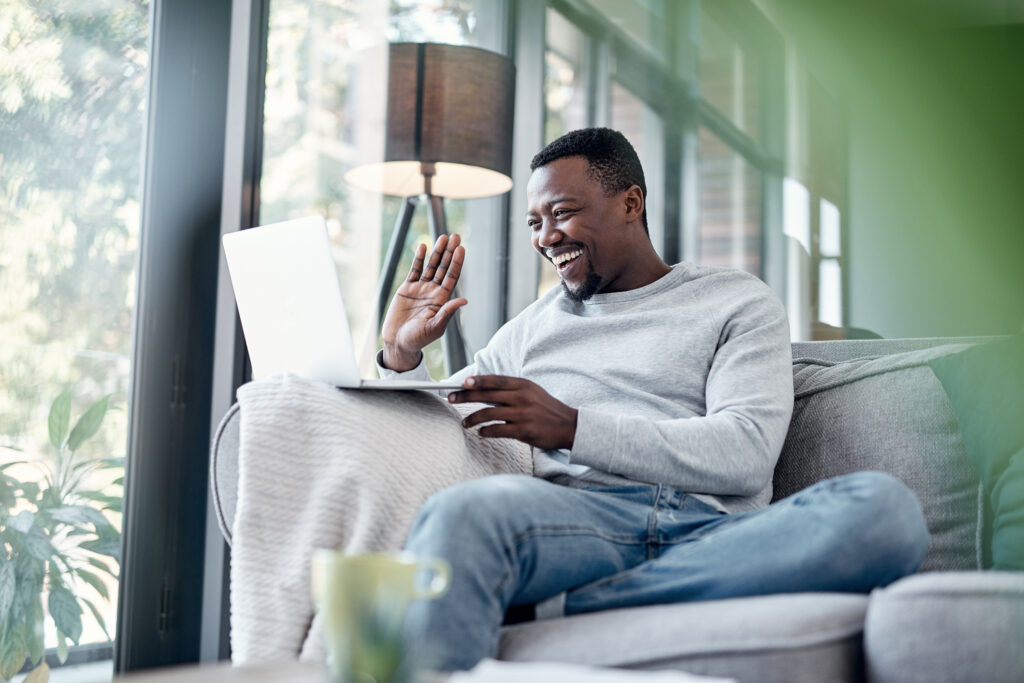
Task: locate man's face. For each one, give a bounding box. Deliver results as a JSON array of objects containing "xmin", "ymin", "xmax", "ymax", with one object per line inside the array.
[{"xmin": 526, "ymin": 156, "xmax": 637, "ymax": 302}]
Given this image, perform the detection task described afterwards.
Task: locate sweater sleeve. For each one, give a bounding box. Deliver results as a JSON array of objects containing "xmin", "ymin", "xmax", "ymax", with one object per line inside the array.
[
  {"xmin": 376, "ymin": 314, "xmax": 524, "ymax": 384},
  {"xmin": 568, "ymin": 288, "xmax": 793, "ymax": 496}
]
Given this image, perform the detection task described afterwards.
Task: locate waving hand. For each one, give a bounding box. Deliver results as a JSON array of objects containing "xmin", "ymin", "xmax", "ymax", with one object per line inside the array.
[{"xmin": 381, "ymin": 234, "xmax": 467, "ymax": 371}]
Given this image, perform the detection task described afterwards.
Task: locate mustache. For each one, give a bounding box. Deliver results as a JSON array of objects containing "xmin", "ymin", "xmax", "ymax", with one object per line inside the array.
[{"xmin": 545, "ymin": 242, "xmax": 585, "ymax": 260}]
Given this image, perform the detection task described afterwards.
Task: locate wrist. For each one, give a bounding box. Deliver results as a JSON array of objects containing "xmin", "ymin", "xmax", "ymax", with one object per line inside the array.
[
  {"xmin": 564, "ymin": 408, "xmax": 578, "ymax": 450},
  {"xmin": 383, "ymin": 345, "xmax": 422, "ymax": 372}
]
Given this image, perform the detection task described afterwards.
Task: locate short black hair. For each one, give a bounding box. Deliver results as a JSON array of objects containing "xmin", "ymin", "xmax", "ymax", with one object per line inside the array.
[{"xmin": 530, "ymin": 128, "xmax": 648, "ymax": 233}]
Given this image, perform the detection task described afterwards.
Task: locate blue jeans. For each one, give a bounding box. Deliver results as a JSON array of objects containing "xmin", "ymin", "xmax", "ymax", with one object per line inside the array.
[{"xmin": 403, "ymin": 471, "xmax": 929, "ymax": 671}]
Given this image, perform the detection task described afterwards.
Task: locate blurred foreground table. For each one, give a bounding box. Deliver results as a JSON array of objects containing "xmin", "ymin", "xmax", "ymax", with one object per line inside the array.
[{"xmin": 115, "ymin": 661, "xmax": 327, "ymax": 682}]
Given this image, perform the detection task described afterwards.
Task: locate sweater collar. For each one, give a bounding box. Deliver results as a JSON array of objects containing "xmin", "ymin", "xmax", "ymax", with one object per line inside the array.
[{"xmin": 578, "ymin": 263, "xmax": 688, "ymax": 306}]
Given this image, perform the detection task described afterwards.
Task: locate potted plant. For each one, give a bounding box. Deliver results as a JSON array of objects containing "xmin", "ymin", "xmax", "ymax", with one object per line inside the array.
[{"xmin": 1, "ymin": 391, "xmax": 123, "ymax": 682}]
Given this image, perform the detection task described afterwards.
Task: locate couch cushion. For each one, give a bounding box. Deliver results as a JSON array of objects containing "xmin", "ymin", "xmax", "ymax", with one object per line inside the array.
[
  {"xmin": 774, "ymin": 344, "xmax": 982, "ymax": 572},
  {"xmin": 864, "ymin": 571, "xmax": 1024, "ymax": 683},
  {"xmin": 500, "ymin": 593, "xmax": 868, "ymax": 683}
]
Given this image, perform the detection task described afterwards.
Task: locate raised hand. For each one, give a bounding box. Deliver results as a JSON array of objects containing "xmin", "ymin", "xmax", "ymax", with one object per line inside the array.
[
  {"xmin": 447, "ymin": 375, "xmax": 579, "ymax": 451},
  {"xmin": 381, "ymin": 234, "xmax": 468, "ymax": 371}
]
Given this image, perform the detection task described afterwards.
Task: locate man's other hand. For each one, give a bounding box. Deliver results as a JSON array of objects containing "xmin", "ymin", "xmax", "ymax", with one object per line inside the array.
[
  {"xmin": 381, "ymin": 234, "xmax": 468, "ymax": 371},
  {"xmin": 448, "ymin": 376, "xmax": 578, "ymax": 451}
]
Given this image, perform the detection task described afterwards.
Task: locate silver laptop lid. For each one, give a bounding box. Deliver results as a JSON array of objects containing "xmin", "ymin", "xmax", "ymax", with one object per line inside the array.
[{"xmin": 221, "ymin": 215, "xmax": 362, "ymax": 387}]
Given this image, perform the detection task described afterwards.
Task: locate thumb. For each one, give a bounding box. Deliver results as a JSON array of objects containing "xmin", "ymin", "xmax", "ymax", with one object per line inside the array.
[{"xmin": 433, "ymin": 297, "xmax": 468, "ymax": 327}]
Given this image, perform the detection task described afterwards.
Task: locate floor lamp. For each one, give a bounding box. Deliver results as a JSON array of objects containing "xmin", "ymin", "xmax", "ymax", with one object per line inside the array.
[{"xmin": 344, "ymin": 42, "xmax": 516, "ymax": 374}]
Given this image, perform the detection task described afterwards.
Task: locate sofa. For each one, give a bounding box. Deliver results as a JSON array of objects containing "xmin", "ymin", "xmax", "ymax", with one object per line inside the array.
[{"xmin": 210, "ymin": 337, "xmax": 1024, "ymax": 682}]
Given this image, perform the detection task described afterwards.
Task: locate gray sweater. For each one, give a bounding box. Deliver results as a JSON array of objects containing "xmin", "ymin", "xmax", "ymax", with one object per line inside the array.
[{"xmin": 380, "ymin": 263, "xmax": 793, "ymax": 513}]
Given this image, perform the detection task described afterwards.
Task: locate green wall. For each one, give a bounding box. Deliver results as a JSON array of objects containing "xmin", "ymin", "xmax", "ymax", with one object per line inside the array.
[{"xmin": 759, "ymin": 0, "xmax": 1024, "ymax": 337}]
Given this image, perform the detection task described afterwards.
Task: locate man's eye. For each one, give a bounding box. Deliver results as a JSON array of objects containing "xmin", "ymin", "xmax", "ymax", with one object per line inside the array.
[
  {"xmin": 527, "ymin": 219, "xmax": 540, "ymax": 229},
  {"xmin": 553, "ymin": 209, "xmax": 572, "ymax": 218}
]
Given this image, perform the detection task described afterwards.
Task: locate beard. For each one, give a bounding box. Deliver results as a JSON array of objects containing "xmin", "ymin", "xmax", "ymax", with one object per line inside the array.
[{"xmin": 561, "ymin": 265, "xmax": 602, "ymax": 302}]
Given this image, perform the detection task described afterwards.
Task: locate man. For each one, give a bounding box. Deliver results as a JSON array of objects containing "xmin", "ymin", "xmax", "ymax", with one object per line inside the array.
[{"xmin": 378, "ymin": 128, "xmax": 929, "ymax": 670}]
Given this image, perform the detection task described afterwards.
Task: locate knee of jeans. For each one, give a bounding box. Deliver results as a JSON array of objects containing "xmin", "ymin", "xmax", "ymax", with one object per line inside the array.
[
  {"xmin": 844, "ymin": 471, "xmax": 931, "ymax": 572},
  {"xmin": 407, "ymin": 475, "xmax": 534, "ymax": 551}
]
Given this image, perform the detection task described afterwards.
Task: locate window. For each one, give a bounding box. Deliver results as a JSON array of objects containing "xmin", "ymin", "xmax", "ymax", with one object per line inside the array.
[
  {"xmin": 698, "ymin": 3, "xmax": 764, "ymax": 145},
  {"xmin": 783, "ymin": 71, "xmax": 850, "ymax": 340},
  {"xmin": 611, "ymin": 82, "xmax": 666, "ymax": 253},
  {"xmin": 0, "ymin": 1, "xmax": 149, "ymax": 677},
  {"xmin": 697, "ymin": 127, "xmax": 762, "ymax": 276},
  {"xmin": 544, "ymin": 8, "xmax": 588, "ymax": 145},
  {"xmin": 260, "ymin": 0, "xmax": 485, "ymax": 377}
]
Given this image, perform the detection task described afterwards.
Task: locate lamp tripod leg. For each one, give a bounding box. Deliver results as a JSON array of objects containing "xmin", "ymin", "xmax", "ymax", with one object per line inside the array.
[
  {"xmin": 376, "ymin": 196, "xmax": 418, "ymax": 327},
  {"xmin": 426, "ymin": 194, "xmax": 469, "ymax": 373}
]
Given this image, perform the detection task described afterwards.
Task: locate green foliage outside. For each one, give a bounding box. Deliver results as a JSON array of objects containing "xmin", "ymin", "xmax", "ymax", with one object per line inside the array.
[
  {"xmin": 1, "ymin": 392, "xmax": 122, "ymax": 682},
  {"xmin": 0, "ymin": 0, "xmax": 149, "ymax": 668},
  {"xmin": 0, "ymin": 0, "xmax": 147, "ymax": 438}
]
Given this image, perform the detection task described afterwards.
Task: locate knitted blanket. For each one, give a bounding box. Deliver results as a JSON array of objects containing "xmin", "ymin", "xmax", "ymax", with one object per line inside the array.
[{"xmin": 230, "ymin": 373, "xmax": 533, "ymax": 664}]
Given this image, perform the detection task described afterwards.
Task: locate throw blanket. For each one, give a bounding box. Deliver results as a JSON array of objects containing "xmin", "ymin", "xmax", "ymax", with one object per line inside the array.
[{"xmin": 231, "ymin": 374, "xmax": 533, "ymax": 664}]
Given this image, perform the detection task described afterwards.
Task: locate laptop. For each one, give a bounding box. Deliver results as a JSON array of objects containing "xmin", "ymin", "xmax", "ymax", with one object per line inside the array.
[{"xmin": 221, "ymin": 215, "xmax": 463, "ymax": 390}]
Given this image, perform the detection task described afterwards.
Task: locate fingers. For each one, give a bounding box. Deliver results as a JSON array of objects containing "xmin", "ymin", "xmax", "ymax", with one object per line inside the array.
[
  {"xmin": 411, "ymin": 234, "xmax": 465, "ymax": 292},
  {"xmin": 420, "ymin": 234, "xmax": 448, "ymax": 281},
  {"xmin": 463, "ymin": 375, "xmax": 518, "ymax": 390},
  {"xmin": 461, "ymin": 406, "xmax": 517, "ymax": 428},
  {"xmin": 433, "ymin": 233, "xmax": 460, "ymax": 284},
  {"xmin": 449, "ymin": 388, "xmax": 516, "ymax": 407},
  {"xmin": 405, "ymin": 242, "xmax": 427, "ymax": 282},
  {"xmin": 478, "ymin": 423, "xmax": 523, "ymax": 440},
  {"xmin": 441, "ymin": 245, "xmax": 464, "ymax": 293},
  {"xmin": 447, "ymin": 376, "xmax": 522, "ymax": 406}
]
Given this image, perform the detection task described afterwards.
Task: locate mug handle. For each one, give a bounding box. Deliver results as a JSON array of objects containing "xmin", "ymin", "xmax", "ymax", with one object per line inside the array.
[{"xmin": 413, "ymin": 558, "xmax": 450, "ymax": 599}]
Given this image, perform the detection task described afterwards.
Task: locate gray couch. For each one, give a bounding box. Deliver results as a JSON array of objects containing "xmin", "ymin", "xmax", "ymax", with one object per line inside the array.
[{"xmin": 210, "ymin": 337, "xmax": 1024, "ymax": 682}]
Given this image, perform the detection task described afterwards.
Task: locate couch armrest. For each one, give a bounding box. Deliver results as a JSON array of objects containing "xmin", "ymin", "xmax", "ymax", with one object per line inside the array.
[
  {"xmin": 865, "ymin": 571, "xmax": 1024, "ymax": 683},
  {"xmin": 210, "ymin": 403, "xmax": 240, "ymax": 545}
]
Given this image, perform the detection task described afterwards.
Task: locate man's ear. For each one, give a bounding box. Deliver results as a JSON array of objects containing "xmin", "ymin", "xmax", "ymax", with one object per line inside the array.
[{"xmin": 623, "ymin": 185, "xmax": 645, "ymax": 225}]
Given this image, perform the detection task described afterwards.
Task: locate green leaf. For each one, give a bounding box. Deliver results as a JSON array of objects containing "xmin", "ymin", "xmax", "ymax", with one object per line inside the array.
[
  {"xmin": 6, "ymin": 510, "xmax": 35, "ymax": 534},
  {"xmin": 24, "ymin": 660, "xmax": 50, "ymax": 683},
  {"xmin": 86, "ymin": 557, "xmax": 116, "ymax": 578},
  {"xmin": 27, "ymin": 597, "xmax": 44, "ymax": 666},
  {"xmin": 82, "ymin": 597, "xmax": 112, "ymax": 642},
  {"xmin": 15, "ymin": 556, "xmax": 45, "ymax": 600},
  {"xmin": 74, "ymin": 568, "xmax": 109, "ymax": 600},
  {"xmin": 48, "ymin": 390, "xmax": 73, "ymax": 450},
  {"xmin": 0, "ymin": 562, "xmax": 13, "ymax": 621},
  {"xmin": 46, "ymin": 505, "xmax": 92, "ymax": 525},
  {"xmin": 66, "ymin": 395, "xmax": 110, "ymax": 452},
  {"xmin": 0, "ymin": 461, "xmax": 28, "ymax": 472},
  {"xmin": 74, "ymin": 490, "xmax": 122, "ymax": 509},
  {"xmin": 48, "ymin": 588, "xmax": 82, "ymax": 645},
  {"xmin": 112, "ymin": 476, "xmax": 124, "ymax": 486},
  {"xmin": 56, "ymin": 632, "xmax": 68, "ymax": 664},
  {"xmin": 24, "ymin": 527, "xmax": 53, "ymax": 562},
  {"xmin": 0, "ymin": 628, "xmax": 28, "ymax": 680},
  {"xmin": 80, "ymin": 539, "xmax": 120, "ymax": 563},
  {"xmin": 96, "ymin": 457, "xmax": 125, "ymax": 470},
  {"xmin": 81, "ymin": 507, "xmax": 120, "ymax": 541},
  {"xmin": 47, "ymin": 505, "xmax": 118, "ymax": 539}
]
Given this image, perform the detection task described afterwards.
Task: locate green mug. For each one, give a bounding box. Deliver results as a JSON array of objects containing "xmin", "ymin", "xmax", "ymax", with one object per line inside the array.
[{"xmin": 311, "ymin": 550, "xmax": 450, "ymax": 683}]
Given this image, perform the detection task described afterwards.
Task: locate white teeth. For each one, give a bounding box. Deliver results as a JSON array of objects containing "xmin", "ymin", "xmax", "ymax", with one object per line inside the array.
[{"xmin": 552, "ymin": 249, "xmax": 583, "ymax": 266}]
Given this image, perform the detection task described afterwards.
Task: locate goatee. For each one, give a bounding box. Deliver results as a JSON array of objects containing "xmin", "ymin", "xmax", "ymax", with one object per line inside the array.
[{"xmin": 562, "ymin": 270, "xmax": 602, "ymax": 302}]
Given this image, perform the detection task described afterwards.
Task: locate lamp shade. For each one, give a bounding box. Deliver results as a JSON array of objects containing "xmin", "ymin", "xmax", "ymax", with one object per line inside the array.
[{"xmin": 344, "ymin": 42, "xmax": 516, "ymax": 199}]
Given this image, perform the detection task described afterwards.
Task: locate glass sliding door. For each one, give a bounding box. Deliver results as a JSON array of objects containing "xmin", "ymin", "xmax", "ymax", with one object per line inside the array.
[{"xmin": 0, "ymin": 1, "xmax": 149, "ymax": 678}]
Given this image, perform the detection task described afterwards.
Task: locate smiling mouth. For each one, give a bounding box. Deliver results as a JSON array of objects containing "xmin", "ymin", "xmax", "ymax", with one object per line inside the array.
[{"xmin": 551, "ymin": 248, "xmax": 584, "ymax": 272}]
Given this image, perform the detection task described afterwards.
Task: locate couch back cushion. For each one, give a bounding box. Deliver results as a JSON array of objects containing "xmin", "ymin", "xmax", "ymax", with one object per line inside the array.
[{"xmin": 773, "ymin": 344, "xmax": 982, "ymax": 572}]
